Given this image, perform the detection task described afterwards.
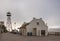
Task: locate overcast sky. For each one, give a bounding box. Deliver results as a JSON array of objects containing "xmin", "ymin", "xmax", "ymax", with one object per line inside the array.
[{"xmin": 0, "ymin": 0, "xmax": 60, "ymax": 29}]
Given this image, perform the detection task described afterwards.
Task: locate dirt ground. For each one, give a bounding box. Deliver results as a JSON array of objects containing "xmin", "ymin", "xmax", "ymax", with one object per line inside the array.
[{"xmin": 0, "ymin": 33, "xmax": 60, "ymax": 41}]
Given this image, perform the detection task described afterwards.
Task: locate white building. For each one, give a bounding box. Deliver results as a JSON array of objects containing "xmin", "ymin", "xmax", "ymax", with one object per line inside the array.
[{"xmin": 19, "ymin": 18, "xmax": 48, "ymax": 36}]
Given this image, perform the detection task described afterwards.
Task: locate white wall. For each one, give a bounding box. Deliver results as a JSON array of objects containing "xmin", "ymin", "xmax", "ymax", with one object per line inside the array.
[{"xmin": 26, "ymin": 18, "xmax": 48, "ymax": 36}]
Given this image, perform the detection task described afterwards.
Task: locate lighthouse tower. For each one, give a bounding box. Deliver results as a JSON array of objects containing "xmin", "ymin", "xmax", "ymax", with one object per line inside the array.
[{"xmin": 6, "ymin": 12, "xmax": 12, "ymax": 31}]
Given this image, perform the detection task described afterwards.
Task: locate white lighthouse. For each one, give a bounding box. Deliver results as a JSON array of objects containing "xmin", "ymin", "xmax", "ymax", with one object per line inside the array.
[{"xmin": 6, "ymin": 12, "xmax": 12, "ymax": 31}]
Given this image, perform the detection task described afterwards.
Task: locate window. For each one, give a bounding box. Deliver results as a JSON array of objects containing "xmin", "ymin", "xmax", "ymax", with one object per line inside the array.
[{"xmin": 37, "ymin": 22, "xmax": 39, "ymax": 25}]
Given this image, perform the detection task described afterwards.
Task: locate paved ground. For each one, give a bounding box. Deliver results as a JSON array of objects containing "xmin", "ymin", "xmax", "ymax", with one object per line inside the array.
[{"xmin": 0, "ymin": 33, "xmax": 60, "ymax": 41}]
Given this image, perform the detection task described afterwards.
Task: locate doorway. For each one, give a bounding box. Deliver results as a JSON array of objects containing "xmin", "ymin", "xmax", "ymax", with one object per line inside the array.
[
  {"xmin": 33, "ymin": 28, "xmax": 37, "ymax": 36},
  {"xmin": 41, "ymin": 30, "xmax": 45, "ymax": 36}
]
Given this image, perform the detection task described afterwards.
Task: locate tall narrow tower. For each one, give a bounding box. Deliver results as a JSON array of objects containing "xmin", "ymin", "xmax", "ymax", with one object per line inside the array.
[{"xmin": 6, "ymin": 12, "xmax": 12, "ymax": 31}]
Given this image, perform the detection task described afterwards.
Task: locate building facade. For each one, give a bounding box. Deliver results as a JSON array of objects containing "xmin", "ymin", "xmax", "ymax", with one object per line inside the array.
[{"xmin": 19, "ymin": 18, "xmax": 48, "ymax": 36}]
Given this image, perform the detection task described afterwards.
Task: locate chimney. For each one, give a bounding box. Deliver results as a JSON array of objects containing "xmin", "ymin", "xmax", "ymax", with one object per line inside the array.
[
  {"xmin": 33, "ymin": 17, "xmax": 36, "ymax": 20},
  {"xmin": 40, "ymin": 18, "xmax": 42, "ymax": 20}
]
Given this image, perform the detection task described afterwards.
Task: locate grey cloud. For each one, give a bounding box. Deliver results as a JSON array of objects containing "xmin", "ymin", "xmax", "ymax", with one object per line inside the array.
[{"xmin": 0, "ymin": 0, "xmax": 60, "ymax": 28}]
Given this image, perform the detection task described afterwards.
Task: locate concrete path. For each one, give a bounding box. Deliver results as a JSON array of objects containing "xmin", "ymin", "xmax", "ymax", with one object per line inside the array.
[{"xmin": 0, "ymin": 33, "xmax": 60, "ymax": 41}]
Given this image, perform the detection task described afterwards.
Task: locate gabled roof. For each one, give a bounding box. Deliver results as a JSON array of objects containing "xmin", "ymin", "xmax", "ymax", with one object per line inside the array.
[
  {"xmin": 19, "ymin": 17, "xmax": 48, "ymax": 29},
  {"xmin": 20, "ymin": 23, "xmax": 30, "ymax": 29}
]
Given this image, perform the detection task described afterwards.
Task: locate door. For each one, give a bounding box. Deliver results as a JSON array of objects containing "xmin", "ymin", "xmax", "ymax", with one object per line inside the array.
[
  {"xmin": 41, "ymin": 30, "xmax": 45, "ymax": 36},
  {"xmin": 33, "ymin": 28, "xmax": 37, "ymax": 36}
]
